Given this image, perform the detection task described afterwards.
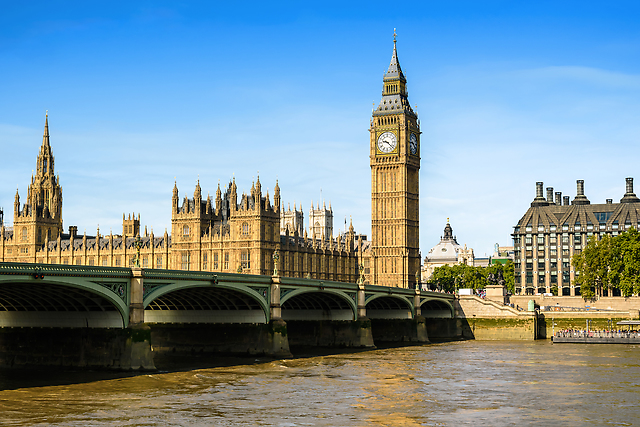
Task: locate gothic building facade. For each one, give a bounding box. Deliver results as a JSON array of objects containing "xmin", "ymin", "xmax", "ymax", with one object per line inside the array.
[
  {"xmin": 0, "ymin": 116, "xmax": 358, "ymax": 282},
  {"xmin": 1, "ymin": 37, "xmax": 419, "ymax": 288}
]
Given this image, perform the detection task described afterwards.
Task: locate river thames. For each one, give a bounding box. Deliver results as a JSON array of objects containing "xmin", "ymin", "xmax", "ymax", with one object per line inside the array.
[{"xmin": 1, "ymin": 341, "xmax": 639, "ymax": 426}]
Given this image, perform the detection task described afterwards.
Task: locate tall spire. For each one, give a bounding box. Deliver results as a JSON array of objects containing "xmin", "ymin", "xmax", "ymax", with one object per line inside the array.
[
  {"xmin": 42, "ymin": 111, "xmax": 50, "ymax": 149},
  {"xmin": 385, "ymin": 28, "xmax": 405, "ymax": 82}
]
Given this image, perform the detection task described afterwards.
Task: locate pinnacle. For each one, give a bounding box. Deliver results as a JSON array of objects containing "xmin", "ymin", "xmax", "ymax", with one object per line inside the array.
[{"xmin": 384, "ymin": 33, "xmax": 405, "ymax": 82}]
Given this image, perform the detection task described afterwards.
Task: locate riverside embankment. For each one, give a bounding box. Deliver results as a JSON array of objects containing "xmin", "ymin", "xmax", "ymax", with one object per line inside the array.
[{"xmin": 451, "ymin": 293, "xmax": 639, "ymax": 340}]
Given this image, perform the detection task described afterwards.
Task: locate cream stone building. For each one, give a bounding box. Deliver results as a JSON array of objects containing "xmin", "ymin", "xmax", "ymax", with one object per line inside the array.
[{"xmin": 421, "ymin": 220, "xmax": 475, "ymax": 282}]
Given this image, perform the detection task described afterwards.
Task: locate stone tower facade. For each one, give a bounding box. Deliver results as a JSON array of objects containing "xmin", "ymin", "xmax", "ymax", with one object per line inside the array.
[
  {"xmin": 309, "ymin": 201, "xmax": 333, "ymax": 241},
  {"xmin": 170, "ymin": 176, "xmax": 282, "ymax": 275},
  {"xmin": 369, "ymin": 33, "xmax": 420, "ymax": 288},
  {"xmin": 12, "ymin": 114, "xmax": 64, "ymax": 260},
  {"xmin": 281, "ymin": 202, "xmax": 304, "ymax": 236}
]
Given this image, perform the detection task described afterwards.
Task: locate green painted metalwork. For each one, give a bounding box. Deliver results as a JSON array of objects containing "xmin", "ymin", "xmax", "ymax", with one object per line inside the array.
[
  {"xmin": 0, "ymin": 263, "xmax": 457, "ymax": 326},
  {"xmin": 141, "ymin": 268, "xmax": 272, "ymax": 321},
  {"xmin": 279, "ymin": 278, "xmax": 359, "ymax": 320},
  {"xmin": 419, "ymin": 296, "xmax": 455, "ymax": 317},
  {"xmin": 0, "ymin": 262, "xmax": 131, "ymax": 327}
]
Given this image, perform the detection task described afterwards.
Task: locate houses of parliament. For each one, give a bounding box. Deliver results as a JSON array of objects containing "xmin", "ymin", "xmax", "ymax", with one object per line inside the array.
[{"xmin": 0, "ymin": 37, "xmax": 421, "ymax": 289}]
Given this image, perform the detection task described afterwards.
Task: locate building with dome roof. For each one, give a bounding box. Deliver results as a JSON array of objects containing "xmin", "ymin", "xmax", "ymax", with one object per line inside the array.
[{"xmin": 421, "ymin": 220, "xmax": 475, "ymax": 283}]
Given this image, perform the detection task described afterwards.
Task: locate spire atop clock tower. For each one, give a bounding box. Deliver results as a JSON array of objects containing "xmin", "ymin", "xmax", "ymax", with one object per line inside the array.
[{"xmin": 385, "ymin": 29, "xmax": 404, "ymax": 82}]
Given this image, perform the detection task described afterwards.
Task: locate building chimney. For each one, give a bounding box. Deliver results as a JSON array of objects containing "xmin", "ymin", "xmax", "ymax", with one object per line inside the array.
[
  {"xmin": 531, "ymin": 182, "xmax": 549, "ymax": 207},
  {"xmin": 69, "ymin": 225, "xmax": 78, "ymax": 238},
  {"xmin": 546, "ymin": 187, "xmax": 554, "ymax": 203},
  {"xmin": 563, "ymin": 196, "xmax": 570, "ymax": 206},
  {"xmin": 572, "ymin": 179, "xmax": 590, "ymax": 205},
  {"xmin": 555, "ymin": 192, "xmax": 562, "ymax": 206},
  {"xmin": 606, "ymin": 199, "xmax": 613, "ymax": 204},
  {"xmin": 621, "ymin": 177, "xmax": 640, "ymax": 203}
]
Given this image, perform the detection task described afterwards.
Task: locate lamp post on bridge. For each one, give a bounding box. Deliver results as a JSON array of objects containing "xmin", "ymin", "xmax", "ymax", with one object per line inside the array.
[{"xmin": 272, "ymin": 250, "xmax": 279, "ymax": 277}]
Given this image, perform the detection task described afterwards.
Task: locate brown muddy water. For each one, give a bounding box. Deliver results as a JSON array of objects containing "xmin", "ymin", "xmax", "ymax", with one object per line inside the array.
[{"xmin": 1, "ymin": 341, "xmax": 639, "ymax": 426}]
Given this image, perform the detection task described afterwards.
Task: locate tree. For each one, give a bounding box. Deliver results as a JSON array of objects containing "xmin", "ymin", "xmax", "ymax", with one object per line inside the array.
[
  {"xmin": 610, "ymin": 228, "xmax": 640, "ymax": 297},
  {"xmin": 427, "ymin": 260, "xmax": 515, "ymax": 294},
  {"xmin": 572, "ymin": 234, "xmax": 611, "ymax": 301},
  {"xmin": 573, "ymin": 228, "xmax": 640, "ymax": 299}
]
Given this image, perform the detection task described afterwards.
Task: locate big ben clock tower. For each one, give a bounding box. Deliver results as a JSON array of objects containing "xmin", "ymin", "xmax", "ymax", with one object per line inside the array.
[{"xmin": 370, "ymin": 32, "xmax": 420, "ymax": 288}]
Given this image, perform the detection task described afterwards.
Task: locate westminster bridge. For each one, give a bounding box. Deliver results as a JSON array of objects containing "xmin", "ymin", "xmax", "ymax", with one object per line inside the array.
[{"xmin": 0, "ymin": 262, "xmax": 455, "ymax": 369}]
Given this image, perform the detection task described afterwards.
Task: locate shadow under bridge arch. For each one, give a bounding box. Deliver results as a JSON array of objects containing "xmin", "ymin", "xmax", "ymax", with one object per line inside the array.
[
  {"xmin": 420, "ymin": 298, "xmax": 454, "ymax": 318},
  {"xmin": 144, "ymin": 282, "xmax": 269, "ymax": 324},
  {"xmin": 0, "ymin": 279, "xmax": 126, "ymax": 328},
  {"xmin": 280, "ymin": 289, "xmax": 357, "ymax": 321},
  {"xmin": 365, "ymin": 294, "xmax": 414, "ymax": 319}
]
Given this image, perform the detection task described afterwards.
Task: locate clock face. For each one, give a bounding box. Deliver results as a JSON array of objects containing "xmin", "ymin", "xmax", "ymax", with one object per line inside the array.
[
  {"xmin": 377, "ymin": 132, "xmax": 397, "ymax": 153},
  {"xmin": 409, "ymin": 133, "xmax": 418, "ymax": 155}
]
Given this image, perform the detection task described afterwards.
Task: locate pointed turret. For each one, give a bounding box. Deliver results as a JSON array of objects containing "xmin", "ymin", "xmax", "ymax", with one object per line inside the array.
[
  {"xmin": 273, "ymin": 179, "xmax": 280, "ymax": 212},
  {"xmin": 231, "ymin": 177, "xmax": 238, "ymax": 210},
  {"xmin": 14, "ymin": 188, "xmax": 20, "ymax": 217},
  {"xmin": 194, "ymin": 179, "xmax": 202, "ymax": 202},
  {"xmin": 255, "ymin": 174, "xmax": 262, "ymax": 198}
]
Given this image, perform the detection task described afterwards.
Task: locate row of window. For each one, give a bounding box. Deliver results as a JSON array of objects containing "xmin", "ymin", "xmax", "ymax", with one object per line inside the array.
[
  {"xmin": 520, "ymin": 221, "xmax": 637, "ymax": 233},
  {"xmin": 182, "ymin": 223, "xmax": 252, "ymax": 237},
  {"xmin": 182, "ymin": 252, "xmax": 233, "ymax": 271}
]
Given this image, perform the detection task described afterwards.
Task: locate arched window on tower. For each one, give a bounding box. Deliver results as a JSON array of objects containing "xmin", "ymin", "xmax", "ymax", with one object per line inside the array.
[
  {"xmin": 22, "ymin": 227, "xmax": 28, "ymax": 241},
  {"xmin": 183, "ymin": 225, "xmax": 190, "ymax": 236},
  {"xmin": 242, "ymin": 222, "xmax": 250, "ymax": 236}
]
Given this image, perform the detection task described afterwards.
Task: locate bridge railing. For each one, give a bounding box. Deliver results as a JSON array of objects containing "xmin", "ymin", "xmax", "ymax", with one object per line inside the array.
[{"xmin": 0, "ymin": 261, "xmax": 132, "ymax": 278}]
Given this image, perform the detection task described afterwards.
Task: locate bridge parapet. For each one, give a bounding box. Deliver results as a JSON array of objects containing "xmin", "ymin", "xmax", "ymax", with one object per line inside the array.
[{"xmin": 0, "ymin": 262, "xmax": 132, "ymax": 278}]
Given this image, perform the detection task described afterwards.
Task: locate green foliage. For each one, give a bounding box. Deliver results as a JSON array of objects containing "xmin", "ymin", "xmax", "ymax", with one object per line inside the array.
[
  {"xmin": 428, "ymin": 260, "xmax": 515, "ymax": 293},
  {"xmin": 573, "ymin": 228, "xmax": 640, "ymax": 299}
]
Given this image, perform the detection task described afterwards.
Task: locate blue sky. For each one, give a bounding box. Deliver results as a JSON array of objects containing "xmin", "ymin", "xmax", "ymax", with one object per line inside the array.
[{"xmin": 1, "ymin": 1, "xmax": 640, "ymax": 258}]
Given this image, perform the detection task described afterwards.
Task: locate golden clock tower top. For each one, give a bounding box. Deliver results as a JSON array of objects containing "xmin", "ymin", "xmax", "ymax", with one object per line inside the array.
[{"xmin": 372, "ymin": 31, "xmax": 416, "ymax": 120}]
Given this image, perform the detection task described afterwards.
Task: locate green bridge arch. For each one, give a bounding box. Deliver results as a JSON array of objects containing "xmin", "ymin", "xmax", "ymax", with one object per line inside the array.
[
  {"xmin": 0, "ymin": 263, "xmax": 131, "ymax": 327},
  {"xmin": 420, "ymin": 297, "xmax": 455, "ymax": 318},
  {"xmin": 280, "ymin": 287, "xmax": 358, "ymax": 321},
  {"xmin": 142, "ymin": 270, "xmax": 272, "ymax": 324}
]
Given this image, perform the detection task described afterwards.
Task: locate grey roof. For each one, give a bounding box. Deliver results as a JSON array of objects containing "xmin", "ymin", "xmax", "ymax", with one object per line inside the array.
[{"xmin": 384, "ymin": 43, "xmax": 405, "ymax": 82}]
